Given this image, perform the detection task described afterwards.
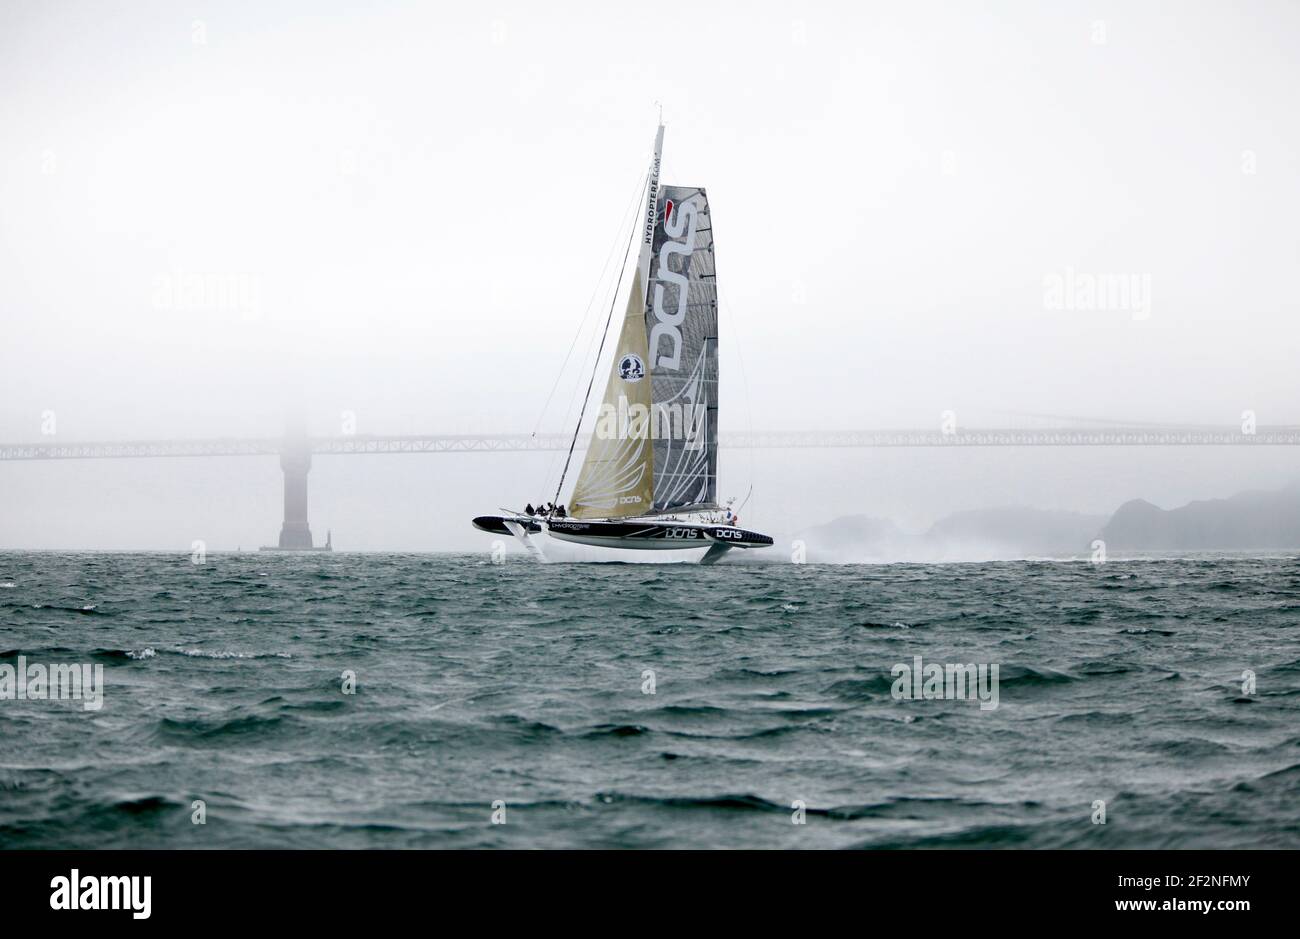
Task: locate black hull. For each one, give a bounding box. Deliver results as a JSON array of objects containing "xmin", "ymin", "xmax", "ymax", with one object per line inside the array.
[
  {"xmin": 472, "ymin": 516, "xmax": 543, "ymax": 535},
  {"xmin": 472, "ymin": 515, "xmax": 773, "ymax": 550}
]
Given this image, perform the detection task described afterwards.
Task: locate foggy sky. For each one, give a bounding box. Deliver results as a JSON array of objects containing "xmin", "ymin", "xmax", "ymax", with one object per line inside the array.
[{"xmin": 1, "ymin": 1, "xmax": 1298, "ymax": 551}]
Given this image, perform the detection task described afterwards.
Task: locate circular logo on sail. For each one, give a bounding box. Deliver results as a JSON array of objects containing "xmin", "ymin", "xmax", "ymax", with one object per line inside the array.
[{"xmin": 618, "ymin": 353, "xmax": 644, "ymax": 382}]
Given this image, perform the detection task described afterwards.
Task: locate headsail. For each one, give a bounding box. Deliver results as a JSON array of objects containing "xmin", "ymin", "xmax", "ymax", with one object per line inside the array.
[
  {"xmin": 568, "ymin": 268, "xmax": 655, "ymax": 518},
  {"xmin": 644, "ymin": 185, "xmax": 718, "ymax": 513},
  {"xmin": 568, "ymin": 124, "xmax": 665, "ymax": 519}
]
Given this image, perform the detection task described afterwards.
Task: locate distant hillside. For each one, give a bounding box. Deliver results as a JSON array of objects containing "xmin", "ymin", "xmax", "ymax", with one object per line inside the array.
[
  {"xmin": 794, "ymin": 482, "xmax": 1300, "ymax": 562},
  {"xmin": 1101, "ymin": 482, "xmax": 1300, "ymax": 551}
]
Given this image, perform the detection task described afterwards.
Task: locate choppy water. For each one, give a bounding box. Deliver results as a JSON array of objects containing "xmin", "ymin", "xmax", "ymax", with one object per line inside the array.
[{"xmin": 1, "ymin": 551, "xmax": 1298, "ymax": 849}]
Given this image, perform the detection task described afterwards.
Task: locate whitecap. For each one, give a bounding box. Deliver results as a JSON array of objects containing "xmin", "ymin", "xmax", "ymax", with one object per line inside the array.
[{"xmin": 180, "ymin": 648, "xmax": 291, "ymax": 659}]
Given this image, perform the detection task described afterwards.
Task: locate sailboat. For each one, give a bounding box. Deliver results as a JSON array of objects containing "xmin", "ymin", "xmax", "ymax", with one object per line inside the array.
[{"xmin": 472, "ymin": 121, "xmax": 773, "ymax": 564}]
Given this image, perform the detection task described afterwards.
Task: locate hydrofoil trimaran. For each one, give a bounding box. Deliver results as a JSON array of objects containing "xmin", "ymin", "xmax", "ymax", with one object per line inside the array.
[{"xmin": 473, "ymin": 120, "xmax": 773, "ymax": 564}]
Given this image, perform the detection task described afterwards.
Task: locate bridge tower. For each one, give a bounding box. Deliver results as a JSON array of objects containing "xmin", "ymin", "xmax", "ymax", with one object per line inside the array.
[
  {"xmin": 260, "ymin": 414, "xmax": 330, "ymax": 551},
  {"xmin": 277, "ymin": 438, "xmax": 315, "ymax": 549}
]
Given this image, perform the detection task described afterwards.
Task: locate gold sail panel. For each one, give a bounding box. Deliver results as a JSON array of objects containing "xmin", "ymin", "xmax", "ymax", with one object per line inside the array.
[{"xmin": 569, "ymin": 269, "xmax": 655, "ymax": 519}]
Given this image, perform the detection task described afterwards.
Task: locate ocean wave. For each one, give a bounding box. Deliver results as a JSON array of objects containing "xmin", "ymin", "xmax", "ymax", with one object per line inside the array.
[
  {"xmin": 710, "ymin": 667, "xmax": 799, "ymax": 682},
  {"xmin": 28, "ymin": 603, "xmax": 109, "ymax": 616},
  {"xmin": 1072, "ymin": 659, "xmax": 1142, "ymax": 675},
  {"xmin": 1055, "ymin": 709, "xmax": 1136, "ymax": 725},
  {"xmin": 995, "ymin": 665, "xmax": 1077, "ymax": 687},
  {"xmin": 108, "ymin": 794, "xmax": 185, "ymax": 816},
  {"xmin": 652, "ymin": 704, "xmax": 731, "ymax": 718},
  {"xmin": 859, "ymin": 823, "xmax": 1042, "ymax": 849},
  {"xmin": 1149, "ymin": 737, "xmax": 1233, "ymax": 758},
  {"xmin": 582, "ymin": 723, "xmax": 650, "ymax": 738},
  {"xmin": 594, "ymin": 792, "xmax": 787, "ymax": 813},
  {"xmin": 62, "ymin": 646, "xmax": 289, "ymax": 662},
  {"xmin": 823, "ymin": 675, "xmax": 896, "ymax": 700},
  {"xmin": 153, "ymin": 714, "xmax": 288, "ymax": 742},
  {"xmin": 179, "ymin": 648, "xmax": 292, "ymax": 659},
  {"xmin": 487, "ymin": 715, "xmax": 563, "ymax": 738}
]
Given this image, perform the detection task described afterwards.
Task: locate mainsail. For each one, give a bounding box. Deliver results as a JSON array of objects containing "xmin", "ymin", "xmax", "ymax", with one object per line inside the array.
[
  {"xmin": 644, "ymin": 185, "xmax": 718, "ymax": 513},
  {"xmin": 567, "ymin": 124, "xmax": 719, "ymax": 518}
]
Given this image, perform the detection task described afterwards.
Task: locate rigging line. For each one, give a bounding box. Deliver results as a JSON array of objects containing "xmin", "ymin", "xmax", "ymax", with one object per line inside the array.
[
  {"xmin": 541, "ymin": 180, "xmax": 645, "ymax": 496},
  {"xmin": 531, "ymin": 168, "xmax": 649, "ymax": 441},
  {"xmin": 552, "ymin": 185, "xmax": 642, "ymax": 511},
  {"xmin": 535, "ymin": 169, "xmax": 648, "ymax": 500}
]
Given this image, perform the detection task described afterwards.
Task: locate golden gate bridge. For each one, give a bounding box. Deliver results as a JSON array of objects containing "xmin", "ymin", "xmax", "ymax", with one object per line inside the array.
[{"xmin": 3, "ymin": 423, "xmax": 1297, "ymax": 549}]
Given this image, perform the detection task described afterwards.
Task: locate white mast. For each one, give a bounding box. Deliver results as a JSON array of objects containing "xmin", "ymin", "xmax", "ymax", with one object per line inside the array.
[{"xmin": 636, "ymin": 122, "xmax": 665, "ymax": 299}]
